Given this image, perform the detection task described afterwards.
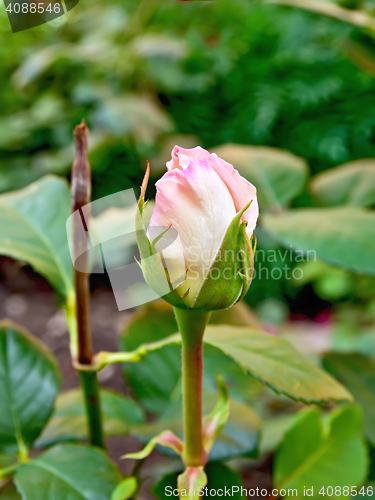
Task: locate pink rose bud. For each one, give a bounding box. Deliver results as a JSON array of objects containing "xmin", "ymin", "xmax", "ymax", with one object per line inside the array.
[{"xmin": 136, "ymin": 146, "xmax": 258, "ymax": 311}]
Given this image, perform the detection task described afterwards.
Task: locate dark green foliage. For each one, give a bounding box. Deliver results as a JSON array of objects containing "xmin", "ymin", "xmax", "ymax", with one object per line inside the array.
[
  {"xmin": 1, "ymin": 1, "xmax": 375, "ymax": 496},
  {"xmin": 0, "ymin": 321, "xmax": 60, "ymax": 454},
  {"xmin": 14, "ymin": 444, "xmax": 122, "ymax": 500},
  {"xmin": 2, "ymin": 0, "xmax": 375, "ymax": 198}
]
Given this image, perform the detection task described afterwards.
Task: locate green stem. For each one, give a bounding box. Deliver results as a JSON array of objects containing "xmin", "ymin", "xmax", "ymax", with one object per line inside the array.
[
  {"xmin": 71, "ymin": 121, "xmax": 105, "ymax": 449},
  {"xmin": 78, "ymin": 371, "xmax": 105, "ymax": 449},
  {"xmin": 94, "ymin": 334, "xmax": 180, "ymax": 368},
  {"xmin": 174, "ymin": 307, "xmax": 211, "ymax": 467}
]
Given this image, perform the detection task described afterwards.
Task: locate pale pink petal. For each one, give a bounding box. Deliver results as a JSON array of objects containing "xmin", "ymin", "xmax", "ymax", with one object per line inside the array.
[
  {"xmin": 148, "ymin": 158, "xmax": 236, "ymax": 306},
  {"xmin": 166, "ymin": 146, "xmax": 208, "ymax": 171},
  {"xmin": 167, "ymin": 146, "xmax": 259, "ymax": 236},
  {"xmin": 210, "ymin": 152, "xmax": 259, "ymax": 235}
]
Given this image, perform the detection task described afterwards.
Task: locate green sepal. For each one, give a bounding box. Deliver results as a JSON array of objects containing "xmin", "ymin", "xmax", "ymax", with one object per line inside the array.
[
  {"xmin": 192, "ymin": 201, "xmax": 255, "ymax": 310},
  {"xmin": 135, "ymin": 166, "xmax": 189, "ymax": 308},
  {"xmin": 202, "ymin": 374, "xmax": 230, "ymax": 454},
  {"xmin": 178, "ymin": 467, "xmax": 207, "ymax": 500},
  {"xmin": 122, "ymin": 430, "xmax": 183, "ymax": 459},
  {"xmin": 237, "ymin": 229, "xmax": 256, "ymax": 300}
]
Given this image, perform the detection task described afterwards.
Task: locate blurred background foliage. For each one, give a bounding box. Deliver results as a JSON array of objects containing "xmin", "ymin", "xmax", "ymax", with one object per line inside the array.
[
  {"xmin": 1, "ymin": 0, "xmax": 375, "ymax": 494},
  {"xmin": 1, "ymin": 0, "xmax": 375, "ymax": 337},
  {"xmin": 2, "ymin": 0, "xmax": 375, "ymax": 193}
]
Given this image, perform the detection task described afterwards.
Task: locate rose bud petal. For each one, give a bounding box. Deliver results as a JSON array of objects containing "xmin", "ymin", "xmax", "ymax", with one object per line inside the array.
[{"xmin": 136, "ymin": 146, "xmax": 258, "ymax": 311}]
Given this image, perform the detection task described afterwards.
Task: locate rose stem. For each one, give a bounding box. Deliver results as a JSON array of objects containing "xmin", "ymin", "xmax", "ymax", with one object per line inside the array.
[
  {"xmin": 174, "ymin": 307, "xmax": 211, "ymax": 467},
  {"xmin": 72, "ymin": 120, "xmax": 105, "ymax": 449}
]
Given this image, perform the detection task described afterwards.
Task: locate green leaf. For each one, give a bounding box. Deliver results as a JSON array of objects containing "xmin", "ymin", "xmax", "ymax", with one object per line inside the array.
[
  {"xmin": 260, "ymin": 414, "xmax": 296, "ymax": 455},
  {"xmin": 14, "ymin": 444, "xmax": 122, "ymax": 500},
  {"xmin": 204, "ymin": 462, "xmax": 244, "ymax": 499},
  {"xmin": 92, "ymin": 94, "xmax": 173, "ymax": 139},
  {"xmin": 213, "ymin": 144, "xmax": 308, "ymax": 211},
  {"xmin": 310, "ymin": 160, "xmax": 375, "ymax": 208},
  {"xmin": 152, "ymin": 472, "xmax": 181, "ymax": 500},
  {"xmin": 36, "ymin": 388, "xmax": 145, "ymax": 447},
  {"xmin": 263, "ymin": 207, "xmax": 375, "ymax": 276},
  {"xmin": 133, "ymin": 395, "xmax": 261, "ymax": 461},
  {"xmin": 273, "ymin": 406, "xmax": 368, "ymax": 492},
  {"xmin": 118, "ymin": 322, "xmax": 350, "ymax": 407},
  {"xmin": 111, "ymin": 477, "xmax": 137, "ymax": 500},
  {"xmin": 120, "ymin": 301, "xmax": 262, "ymax": 414},
  {"xmin": 120, "ymin": 302, "xmax": 182, "ymax": 414},
  {"xmin": 323, "ymin": 353, "xmax": 375, "ymax": 446},
  {"xmin": 0, "ymin": 174, "xmax": 154, "ymax": 304},
  {"xmin": 203, "ymin": 325, "xmax": 352, "ymax": 404},
  {"xmin": 0, "ymin": 321, "xmax": 60, "ymax": 454},
  {"xmin": 0, "ymin": 175, "xmax": 74, "ymax": 301},
  {"xmin": 119, "ymin": 318, "xmax": 350, "ymax": 410}
]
